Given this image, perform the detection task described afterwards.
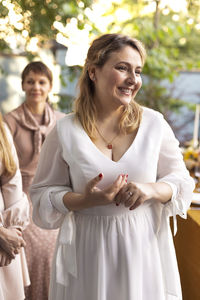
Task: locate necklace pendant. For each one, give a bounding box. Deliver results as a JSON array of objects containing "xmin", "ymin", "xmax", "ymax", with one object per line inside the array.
[{"xmin": 107, "ymin": 144, "xmax": 112, "ymax": 149}]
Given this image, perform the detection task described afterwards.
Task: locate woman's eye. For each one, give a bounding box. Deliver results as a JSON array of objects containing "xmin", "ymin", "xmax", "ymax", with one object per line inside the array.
[{"xmin": 117, "ymin": 65, "xmax": 127, "ymax": 71}]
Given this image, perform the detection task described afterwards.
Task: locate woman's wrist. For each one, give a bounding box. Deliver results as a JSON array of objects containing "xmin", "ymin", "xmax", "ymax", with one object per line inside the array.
[
  {"xmin": 135, "ymin": 182, "xmax": 172, "ymax": 203},
  {"xmin": 0, "ymin": 227, "xmax": 10, "ymax": 245},
  {"xmin": 0, "ymin": 226, "xmax": 7, "ymax": 239}
]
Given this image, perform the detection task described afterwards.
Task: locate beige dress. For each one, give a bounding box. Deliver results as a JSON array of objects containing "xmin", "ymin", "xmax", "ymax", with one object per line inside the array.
[
  {"xmin": 0, "ymin": 124, "xmax": 30, "ymax": 300},
  {"xmin": 4, "ymin": 102, "xmax": 65, "ymax": 300}
]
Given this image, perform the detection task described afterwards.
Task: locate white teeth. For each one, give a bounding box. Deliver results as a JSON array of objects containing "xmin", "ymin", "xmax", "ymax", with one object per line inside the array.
[{"xmin": 119, "ymin": 88, "xmax": 132, "ymax": 94}]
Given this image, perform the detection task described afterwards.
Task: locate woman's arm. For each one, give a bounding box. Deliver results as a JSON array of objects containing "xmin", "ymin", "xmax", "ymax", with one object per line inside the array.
[
  {"xmin": 115, "ymin": 116, "xmax": 195, "ymax": 212},
  {"xmin": 0, "ymin": 125, "xmax": 28, "ymax": 258},
  {"xmin": 0, "ymin": 125, "xmax": 29, "ymax": 230},
  {"xmin": 63, "ymin": 173, "xmax": 127, "ymax": 211},
  {"xmin": 30, "ymin": 126, "xmax": 73, "ymax": 229},
  {"xmin": 30, "ymin": 126, "xmax": 127, "ymax": 227}
]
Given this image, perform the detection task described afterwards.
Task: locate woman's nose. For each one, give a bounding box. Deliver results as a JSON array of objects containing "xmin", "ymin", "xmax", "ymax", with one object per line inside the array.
[
  {"xmin": 33, "ymin": 82, "xmax": 40, "ymax": 89},
  {"xmin": 127, "ymin": 72, "xmax": 137, "ymax": 85}
]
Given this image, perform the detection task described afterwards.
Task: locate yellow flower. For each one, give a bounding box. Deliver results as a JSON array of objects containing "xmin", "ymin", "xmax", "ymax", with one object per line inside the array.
[{"xmin": 183, "ymin": 147, "xmax": 198, "ymax": 160}]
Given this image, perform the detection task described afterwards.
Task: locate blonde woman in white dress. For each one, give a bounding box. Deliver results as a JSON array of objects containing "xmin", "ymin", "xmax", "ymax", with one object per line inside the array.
[
  {"xmin": 0, "ymin": 113, "xmax": 29, "ymax": 300},
  {"xmin": 30, "ymin": 33, "xmax": 194, "ymax": 300}
]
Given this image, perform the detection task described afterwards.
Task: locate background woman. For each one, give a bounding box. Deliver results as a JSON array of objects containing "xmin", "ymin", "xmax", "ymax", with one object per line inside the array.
[
  {"xmin": 4, "ymin": 61, "xmax": 65, "ymax": 300},
  {"xmin": 30, "ymin": 34, "xmax": 194, "ymax": 300},
  {"xmin": 0, "ymin": 112, "xmax": 29, "ymax": 300}
]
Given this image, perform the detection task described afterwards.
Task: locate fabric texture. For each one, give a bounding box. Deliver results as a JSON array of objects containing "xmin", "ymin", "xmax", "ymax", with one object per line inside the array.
[
  {"xmin": 4, "ymin": 103, "xmax": 65, "ymax": 300},
  {"xmin": 0, "ymin": 124, "xmax": 30, "ymax": 300},
  {"xmin": 30, "ymin": 107, "xmax": 195, "ymax": 300}
]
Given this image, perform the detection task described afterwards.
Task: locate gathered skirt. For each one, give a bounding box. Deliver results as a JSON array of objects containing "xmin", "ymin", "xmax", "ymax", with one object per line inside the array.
[{"xmin": 49, "ymin": 202, "xmax": 181, "ymax": 300}]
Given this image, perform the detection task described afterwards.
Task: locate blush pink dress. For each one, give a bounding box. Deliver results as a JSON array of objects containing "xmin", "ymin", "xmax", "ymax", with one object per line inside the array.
[
  {"xmin": 4, "ymin": 103, "xmax": 65, "ymax": 300},
  {"xmin": 0, "ymin": 125, "xmax": 30, "ymax": 300}
]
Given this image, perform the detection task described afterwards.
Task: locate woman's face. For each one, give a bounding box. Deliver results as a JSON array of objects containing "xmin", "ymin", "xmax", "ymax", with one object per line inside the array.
[
  {"xmin": 22, "ymin": 71, "xmax": 52, "ymax": 105},
  {"xmin": 91, "ymin": 46, "xmax": 142, "ymax": 109}
]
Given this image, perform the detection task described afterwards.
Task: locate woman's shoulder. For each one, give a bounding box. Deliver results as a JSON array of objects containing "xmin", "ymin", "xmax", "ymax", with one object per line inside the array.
[
  {"xmin": 142, "ymin": 106, "xmax": 164, "ymax": 123},
  {"xmin": 142, "ymin": 106, "xmax": 163, "ymax": 120},
  {"xmin": 53, "ymin": 109, "xmax": 66, "ymax": 120},
  {"xmin": 57, "ymin": 112, "xmax": 76, "ymax": 127},
  {"xmin": 56, "ymin": 113, "xmax": 79, "ymax": 144},
  {"xmin": 3, "ymin": 104, "xmax": 24, "ymax": 126},
  {"xmin": 4, "ymin": 104, "xmax": 23, "ymax": 118},
  {"xmin": 3, "ymin": 106, "xmax": 23, "ymax": 134}
]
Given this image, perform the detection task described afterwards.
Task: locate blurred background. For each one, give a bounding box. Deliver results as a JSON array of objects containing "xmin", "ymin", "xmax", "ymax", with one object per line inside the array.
[{"xmin": 0, "ymin": 0, "xmax": 200, "ymax": 143}]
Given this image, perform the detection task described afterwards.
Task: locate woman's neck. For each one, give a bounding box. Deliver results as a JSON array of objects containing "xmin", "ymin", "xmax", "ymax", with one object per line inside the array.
[
  {"xmin": 97, "ymin": 103, "xmax": 123, "ymax": 122},
  {"xmin": 96, "ymin": 109, "xmax": 123, "ymax": 135},
  {"xmin": 25, "ymin": 101, "xmax": 46, "ymax": 115}
]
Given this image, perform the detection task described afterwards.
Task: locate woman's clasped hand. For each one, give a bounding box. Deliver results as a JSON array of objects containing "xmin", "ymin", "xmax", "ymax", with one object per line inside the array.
[
  {"xmin": 82, "ymin": 173, "xmax": 148, "ymax": 210},
  {"xmin": 0, "ymin": 227, "xmax": 26, "ymax": 266}
]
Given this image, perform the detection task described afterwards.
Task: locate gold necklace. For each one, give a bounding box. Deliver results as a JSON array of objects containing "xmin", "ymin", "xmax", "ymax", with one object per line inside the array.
[{"xmin": 96, "ymin": 127, "xmax": 119, "ymax": 149}]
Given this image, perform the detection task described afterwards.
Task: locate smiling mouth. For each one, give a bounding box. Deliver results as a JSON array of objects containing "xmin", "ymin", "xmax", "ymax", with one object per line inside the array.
[{"xmin": 118, "ymin": 87, "xmax": 133, "ymax": 95}]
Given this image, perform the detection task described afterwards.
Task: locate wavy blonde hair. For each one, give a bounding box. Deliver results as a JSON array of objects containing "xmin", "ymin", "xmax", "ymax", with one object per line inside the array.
[
  {"xmin": 0, "ymin": 113, "xmax": 16, "ymax": 177},
  {"xmin": 74, "ymin": 33, "xmax": 146, "ymax": 139}
]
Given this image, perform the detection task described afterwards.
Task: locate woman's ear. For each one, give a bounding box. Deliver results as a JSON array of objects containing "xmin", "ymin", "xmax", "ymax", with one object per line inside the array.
[
  {"xmin": 88, "ymin": 66, "xmax": 96, "ymax": 82},
  {"xmin": 48, "ymin": 83, "xmax": 52, "ymax": 92}
]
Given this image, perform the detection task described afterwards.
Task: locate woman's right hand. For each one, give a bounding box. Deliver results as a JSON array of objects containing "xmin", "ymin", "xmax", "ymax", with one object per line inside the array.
[
  {"xmin": 0, "ymin": 248, "xmax": 12, "ymax": 267},
  {"xmin": 63, "ymin": 173, "xmax": 127, "ymax": 211},
  {"xmin": 0, "ymin": 227, "xmax": 26, "ymax": 259},
  {"xmin": 85, "ymin": 173, "xmax": 128, "ymax": 206}
]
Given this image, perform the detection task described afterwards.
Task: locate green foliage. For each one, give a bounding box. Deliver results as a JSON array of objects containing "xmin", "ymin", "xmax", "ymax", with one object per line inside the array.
[
  {"xmin": 0, "ymin": 0, "xmax": 93, "ymax": 51},
  {"xmin": 0, "ymin": 0, "xmax": 199, "ymax": 118},
  {"xmin": 54, "ymin": 93, "xmax": 75, "ymax": 113},
  {"xmin": 104, "ymin": 0, "xmax": 200, "ymax": 117},
  {"xmin": 15, "ymin": 0, "xmax": 92, "ymax": 38}
]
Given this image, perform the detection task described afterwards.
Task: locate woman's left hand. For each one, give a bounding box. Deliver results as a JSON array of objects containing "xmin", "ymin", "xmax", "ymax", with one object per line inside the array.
[
  {"xmin": 115, "ymin": 182, "xmax": 148, "ymax": 210},
  {"xmin": 0, "ymin": 248, "xmax": 12, "ymax": 267}
]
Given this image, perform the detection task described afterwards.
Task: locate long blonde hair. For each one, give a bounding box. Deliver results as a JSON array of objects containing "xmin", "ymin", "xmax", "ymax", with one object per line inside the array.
[
  {"xmin": 0, "ymin": 113, "xmax": 16, "ymax": 177},
  {"xmin": 74, "ymin": 33, "xmax": 146, "ymax": 139}
]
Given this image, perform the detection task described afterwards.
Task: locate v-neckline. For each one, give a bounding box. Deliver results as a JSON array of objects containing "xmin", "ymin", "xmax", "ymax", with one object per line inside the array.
[{"xmin": 76, "ymin": 111, "xmax": 144, "ymax": 164}]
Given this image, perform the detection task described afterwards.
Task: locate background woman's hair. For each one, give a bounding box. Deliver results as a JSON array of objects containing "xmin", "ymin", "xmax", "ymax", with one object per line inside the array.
[
  {"xmin": 0, "ymin": 113, "xmax": 16, "ymax": 177},
  {"xmin": 21, "ymin": 61, "xmax": 53, "ymax": 86},
  {"xmin": 74, "ymin": 33, "xmax": 146, "ymax": 139}
]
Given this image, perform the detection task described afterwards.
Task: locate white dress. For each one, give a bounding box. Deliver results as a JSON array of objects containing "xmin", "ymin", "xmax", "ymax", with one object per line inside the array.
[
  {"xmin": 30, "ymin": 107, "xmax": 194, "ymax": 300},
  {"xmin": 0, "ymin": 125, "xmax": 30, "ymax": 300}
]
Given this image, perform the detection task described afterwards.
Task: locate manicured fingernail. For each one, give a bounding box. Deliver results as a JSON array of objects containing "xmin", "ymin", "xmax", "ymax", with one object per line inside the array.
[
  {"xmin": 125, "ymin": 179, "xmax": 127, "ymax": 183},
  {"xmin": 126, "ymin": 174, "xmax": 128, "ymax": 178},
  {"xmin": 116, "ymin": 203, "xmax": 119, "ymax": 206},
  {"xmin": 129, "ymin": 207, "xmax": 133, "ymax": 210},
  {"xmin": 99, "ymin": 173, "xmax": 103, "ymax": 178}
]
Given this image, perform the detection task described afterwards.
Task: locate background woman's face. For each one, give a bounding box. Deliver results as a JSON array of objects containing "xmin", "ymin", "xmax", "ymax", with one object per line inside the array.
[{"xmin": 22, "ymin": 71, "xmax": 52, "ymax": 105}]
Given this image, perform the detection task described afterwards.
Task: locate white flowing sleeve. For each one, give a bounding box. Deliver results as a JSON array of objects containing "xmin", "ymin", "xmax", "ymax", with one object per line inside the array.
[
  {"xmin": 0, "ymin": 125, "xmax": 29, "ymax": 230},
  {"xmin": 30, "ymin": 125, "xmax": 72, "ymax": 230},
  {"xmin": 157, "ymin": 117, "xmax": 195, "ymax": 233}
]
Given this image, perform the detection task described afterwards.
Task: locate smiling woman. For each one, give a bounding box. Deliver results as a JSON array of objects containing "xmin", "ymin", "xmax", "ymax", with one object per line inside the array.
[
  {"xmin": 3, "ymin": 61, "xmax": 65, "ymax": 300},
  {"xmin": 22, "ymin": 71, "xmax": 52, "ymax": 111},
  {"xmin": 30, "ymin": 34, "xmax": 194, "ymax": 300}
]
